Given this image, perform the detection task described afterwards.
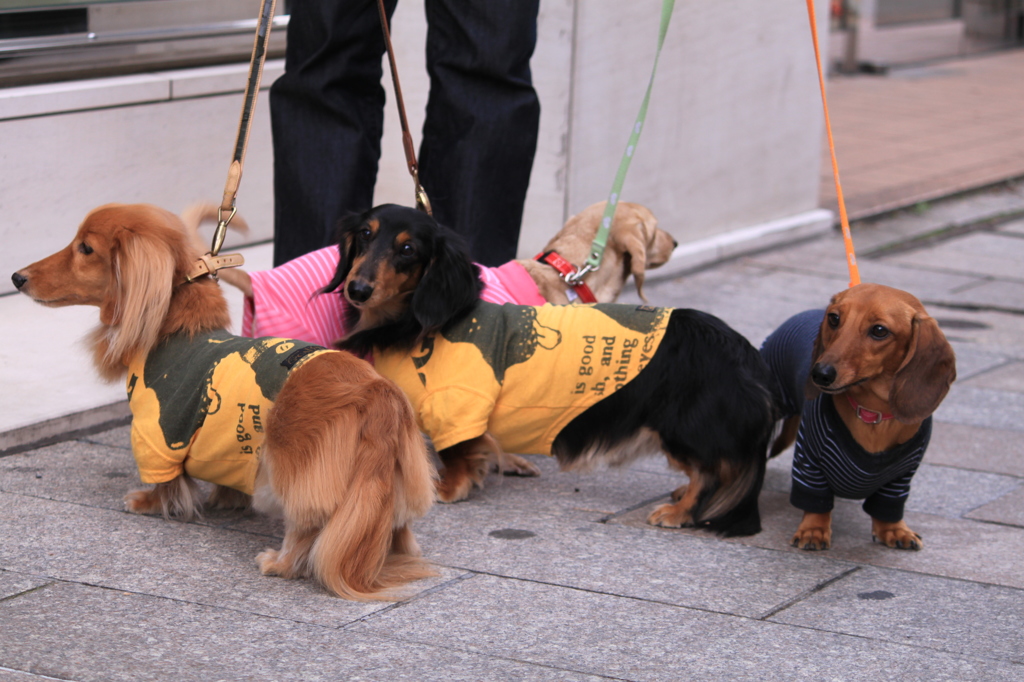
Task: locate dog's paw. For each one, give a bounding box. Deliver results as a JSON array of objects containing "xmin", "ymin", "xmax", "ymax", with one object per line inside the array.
[
  {"xmin": 256, "ymin": 549, "xmax": 283, "ymax": 576},
  {"xmin": 791, "ymin": 511, "xmax": 832, "ymax": 550},
  {"xmin": 124, "ymin": 489, "xmax": 161, "ymax": 515},
  {"xmin": 499, "ymin": 453, "xmax": 541, "ymax": 477},
  {"xmin": 791, "ymin": 528, "xmax": 831, "ymax": 551},
  {"xmin": 646, "ymin": 501, "xmax": 694, "ymax": 528},
  {"xmin": 872, "ymin": 520, "xmax": 923, "ymax": 550},
  {"xmin": 435, "ymin": 473, "xmax": 474, "ymax": 504}
]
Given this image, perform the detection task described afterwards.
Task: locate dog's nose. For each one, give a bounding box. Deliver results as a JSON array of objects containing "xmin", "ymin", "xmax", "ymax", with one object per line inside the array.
[
  {"xmin": 347, "ymin": 280, "xmax": 374, "ymax": 303},
  {"xmin": 11, "ymin": 272, "xmax": 27, "ymax": 290},
  {"xmin": 811, "ymin": 363, "xmax": 837, "ymax": 388}
]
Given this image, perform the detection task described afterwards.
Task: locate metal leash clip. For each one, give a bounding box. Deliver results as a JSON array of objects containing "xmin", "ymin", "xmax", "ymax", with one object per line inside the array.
[
  {"xmin": 563, "ymin": 261, "xmax": 596, "ymax": 286},
  {"xmin": 210, "ymin": 206, "xmax": 237, "ymax": 257}
]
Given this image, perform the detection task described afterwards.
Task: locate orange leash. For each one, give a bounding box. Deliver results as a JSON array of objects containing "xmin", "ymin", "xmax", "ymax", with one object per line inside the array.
[{"xmin": 806, "ymin": 0, "xmax": 860, "ymax": 287}]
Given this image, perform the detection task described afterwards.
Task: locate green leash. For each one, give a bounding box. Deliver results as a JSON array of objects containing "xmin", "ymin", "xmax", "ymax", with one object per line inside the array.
[{"xmin": 570, "ymin": 0, "xmax": 675, "ymax": 284}]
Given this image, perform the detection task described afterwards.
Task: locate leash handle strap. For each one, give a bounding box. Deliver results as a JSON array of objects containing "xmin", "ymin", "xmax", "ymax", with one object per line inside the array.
[
  {"xmin": 581, "ymin": 0, "xmax": 675, "ymax": 276},
  {"xmin": 376, "ymin": 0, "xmax": 432, "ymax": 216},
  {"xmin": 214, "ymin": 0, "xmax": 278, "ymax": 256},
  {"xmin": 806, "ymin": 0, "xmax": 860, "ymax": 287}
]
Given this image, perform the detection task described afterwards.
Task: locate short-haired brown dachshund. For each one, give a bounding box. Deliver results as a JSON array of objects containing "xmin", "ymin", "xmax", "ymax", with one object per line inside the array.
[
  {"xmin": 761, "ymin": 283, "xmax": 956, "ymax": 550},
  {"xmin": 12, "ymin": 204, "xmax": 436, "ymax": 600}
]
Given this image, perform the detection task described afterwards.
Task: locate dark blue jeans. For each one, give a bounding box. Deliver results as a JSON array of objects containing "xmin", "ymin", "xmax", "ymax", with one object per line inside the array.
[{"xmin": 270, "ymin": 0, "xmax": 541, "ymax": 267}]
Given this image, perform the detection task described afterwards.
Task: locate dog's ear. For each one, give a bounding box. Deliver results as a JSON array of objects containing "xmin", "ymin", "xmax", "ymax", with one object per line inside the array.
[
  {"xmin": 322, "ymin": 213, "xmax": 363, "ymax": 294},
  {"xmin": 890, "ymin": 313, "xmax": 956, "ymax": 422},
  {"xmin": 101, "ymin": 224, "xmax": 177, "ymax": 368},
  {"xmin": 410, "ymin": 229, "xmax": 482, "ymax": 335},
  {"xmin": 613, "ymin": 228, "xmax": 653, "ymax": 302}
]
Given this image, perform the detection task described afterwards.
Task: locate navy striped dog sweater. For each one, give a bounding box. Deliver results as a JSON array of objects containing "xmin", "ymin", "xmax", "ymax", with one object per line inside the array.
[{"xmin": 761, "ymin": 309, "xmax": 929, "ymax": 523}]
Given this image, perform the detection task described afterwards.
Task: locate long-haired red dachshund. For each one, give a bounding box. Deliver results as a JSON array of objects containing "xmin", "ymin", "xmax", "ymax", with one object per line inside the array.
[
  {"xmin": 12, "ymin": 203, "xmax": 436, "ymax": 600},
  {"xmin": 326, "ymin": 205, "xmax": 778, "ymax": 537},
  {"xmin": 762, "ymin": 284, "xmax": 956, "ymax": 551}
]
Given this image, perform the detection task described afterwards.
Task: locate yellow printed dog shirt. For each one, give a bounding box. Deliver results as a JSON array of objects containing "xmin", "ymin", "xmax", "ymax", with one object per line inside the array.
[
  {"xmin": 126, "ymin": 331, "xmax": 328, "ymax": 494},
  {"xmin": 373, "ymin": 302, "xmax": 671, "ymax": 455}
]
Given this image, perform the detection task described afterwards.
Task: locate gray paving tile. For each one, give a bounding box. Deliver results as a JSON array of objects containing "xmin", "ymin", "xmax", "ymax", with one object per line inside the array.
[
  {"xmin": 946, "ymin": 343, "xmax": 1010, "ymax": 381},
  {"xmin": 903, "ymin": 463, "xmax": 1021, "ymax": 519},
  {"xmin": 848, "ymin": 261, "xmax": 986, "ymax": 300},
  {"xmin": 934, "ymin": 385, "xmax": 1024, "ymax": 432},
  {"xmin": 634, "ymin": 491, "xmax": 1024, "ymax": 590},
  {"xmin": 966, "ymin": 486, "xmax": 1024, "ymax": 528},
  {"xmin": 354, "ymin": 573, "xmax": 1019, "ymax": 681},
  {"xmin": 0, "ymin": 668, "xmax": 55, "ymax": 681},
  {"xmin": 77, "ymin": 424, "xmax": 131, "ymax": 449},
  {"xmin": 883, "ymin": 232, "xmax": 1024, "ymax": 282},
  {"xmin": 0, "ymin": 570, "xmax": 49, "ymax": 601},
  {"xmin": 429, "ymin": 453, "xmax": 681, "ymax": 519},
  {"xmin": 0, "ymin": 440, "xmax": 145, "ymax": 512},
  {"xmin": 922, "ymin": 307, "xmax": 1024, "ymax": 358},
  {"xmin": 768, "ymin": 566, "xmax": 1024, "ymax": 663},
  {"xmin": 747, "ymin": 235, "xmax": 985, "ymax": 298},
  {"xmin": 928, "ymin": 421, "xmax": 1024, "ymax": 477},
  {"xmin": 0, "ymin": 581, "xmax": 597, "ymax": 682},
  {"xmin": 999, "ymin": 218, "xmax": 1024, "ymax": 236},
  {"xmin": 414, "ymin": 501, "xmax": 853, "ymax": 619},
  {"xmin": 0, "ymin": 492, "xmax": 446, "ymax": 626},
  {"xmin": 933, "ymin": 279, "xmax": 1024, "ymax": 313},
  {"xmin": 962, "ymin": 359, "xmax": 1024, "ymax": 392}
]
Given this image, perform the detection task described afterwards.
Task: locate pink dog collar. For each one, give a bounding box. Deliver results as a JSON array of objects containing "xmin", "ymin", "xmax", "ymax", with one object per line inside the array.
[{"xmin": 846, "ymin": 395, "xmax": 894, "ymax": 425}]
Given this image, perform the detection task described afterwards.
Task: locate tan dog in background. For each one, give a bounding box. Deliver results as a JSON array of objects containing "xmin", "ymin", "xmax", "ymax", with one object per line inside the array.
[
  {"xmin": 762, "ymin": 284, "xmax": 956, "ymax": 551},
  {"xmin": 518, "ymin": 201, "xmax": 677, "ymax": 303}
]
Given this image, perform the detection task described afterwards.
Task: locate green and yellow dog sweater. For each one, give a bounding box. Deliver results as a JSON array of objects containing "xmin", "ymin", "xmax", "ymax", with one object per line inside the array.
[
  {"xmin": 374, "ymin": 302, "xmax": 671, "ymax": 455},
  {"xmin": 126, "ymin": 331, "xmax": 328, "ymax": 495}
]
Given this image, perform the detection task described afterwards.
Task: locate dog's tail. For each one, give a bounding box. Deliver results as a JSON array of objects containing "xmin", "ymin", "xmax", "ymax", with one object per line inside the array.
[
  {"xmin": 306, "ymin": 367, "xmax": 436, "ymax": 601},
  {"xmin": 693, "ymin": 376, "xmax": 774, "ymax": 538},
  {"xmin": 179, "ymin": 203, "xmax": 249, "ymax": 255},
  {"xmin": 693, "ymin": 449, "xmax": 767, "ymax": 537}
]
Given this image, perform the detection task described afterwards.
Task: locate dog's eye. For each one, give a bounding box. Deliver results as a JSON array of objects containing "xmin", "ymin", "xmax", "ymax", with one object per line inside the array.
[
  {"xmin": 357, "ymin": 228, "xmax": 372, "ymax": 243},
  {"xmin": 869, "ymin": 325, "xmax": 889, "ymax": 340},
  {"xmin": 398, "ymin": 243, "xmax": 416, "ymax": 258},
  {"xmin": 827, "ymin": 312, "xmax": 840, "ymax": 329},
  {"xmin": 78, "ymin": 242, "xmax": 93, "ymax": 255}
]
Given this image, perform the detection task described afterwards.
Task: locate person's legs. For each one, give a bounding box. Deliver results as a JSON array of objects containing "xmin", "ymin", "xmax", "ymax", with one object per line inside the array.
[
  {"xmin": 270, "ymin": 0, "xmax": 398, "ymax": 266},
  {"xmin": 420, "ymin": 0, "xmax": 541, "ymax": 266}
]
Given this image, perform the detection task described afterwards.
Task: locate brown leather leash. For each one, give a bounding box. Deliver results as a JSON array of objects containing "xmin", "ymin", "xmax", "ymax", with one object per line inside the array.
[
  {"xmin": 376, "ymin": 0, "xmax": 432, "ymax": 216},
  {"xmin": 188, "ymin": 0, "xmax": 280, "ymax": 282}
]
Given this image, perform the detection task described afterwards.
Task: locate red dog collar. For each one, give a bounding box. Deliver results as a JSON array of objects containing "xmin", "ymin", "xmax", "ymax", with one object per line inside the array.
[
  {"xmin": 846, "ymin": 395, "xmax": 894, "ymax": 425},
  {"xmin": 534, "ymin": 251, "xmax": 597, "ymax": 303}
]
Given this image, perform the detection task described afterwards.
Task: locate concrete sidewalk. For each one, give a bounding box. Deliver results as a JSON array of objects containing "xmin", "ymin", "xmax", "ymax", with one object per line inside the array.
[{"xmin": 3, "ymin": 180, "xmax": 1024, "ymax": 680}]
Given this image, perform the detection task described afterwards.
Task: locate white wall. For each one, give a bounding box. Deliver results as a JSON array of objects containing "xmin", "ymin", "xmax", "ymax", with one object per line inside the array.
[{"xmin": 566, "ymin": 1, "xmax": 829, "ymax": 246}]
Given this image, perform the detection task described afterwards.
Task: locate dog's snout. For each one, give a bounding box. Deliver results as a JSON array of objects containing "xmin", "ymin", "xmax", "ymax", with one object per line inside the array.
[
  {"xmin": 347, "ymin": 280, "xmax": 374, "ymax": 303},
  {"xmin": 11, "ymin": 272, "xmax": 27, "ymax": 290},
  {"xmin": 811, "ymin": 363, "xmax": 837, "ymax": 388}
]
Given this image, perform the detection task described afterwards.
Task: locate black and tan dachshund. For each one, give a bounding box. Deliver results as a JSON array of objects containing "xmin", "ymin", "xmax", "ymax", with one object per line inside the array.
[{"xmin": 327, "ymin": 204, "xmax": 777, "ymax": 537}]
